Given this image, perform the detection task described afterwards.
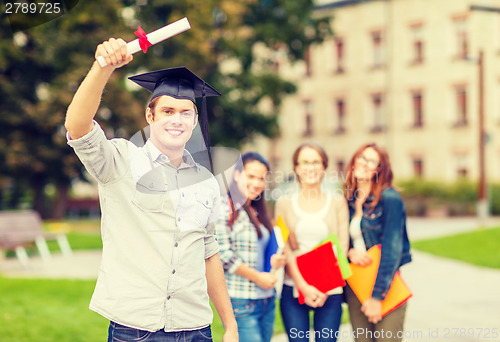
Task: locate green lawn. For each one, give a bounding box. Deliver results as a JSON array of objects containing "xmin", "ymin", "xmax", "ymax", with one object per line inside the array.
[
  {"xmin": 0, "ymin": 276, "xmax": 288, "ymax": 342},
  {"xmin": 48, "ymin": 232, "xmax": 103, "ymax": 251},
  {"xmin": 4, "ymin": 232, "xmax": 103, "ymax": 258},
  {"xmin": 0, "ymin": 218, "xmax": 355, "ymax": 341},
  {"xmin": 0, "ymin": 277, "xmax": 108, "ymax": 342},
  {"xmin": 412, "ymin": 226, "xmax": 500, "ymax": 269}
]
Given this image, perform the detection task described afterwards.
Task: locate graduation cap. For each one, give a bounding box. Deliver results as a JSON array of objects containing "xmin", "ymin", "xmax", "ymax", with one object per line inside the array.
[{"xmin": 129, "ymin": 66, "xmax": 221, "ymax": 171}]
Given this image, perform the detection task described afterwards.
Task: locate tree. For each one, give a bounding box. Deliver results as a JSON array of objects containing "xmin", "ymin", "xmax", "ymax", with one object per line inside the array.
[
  {"xmin": 0, "ymin": 0, "xmax": 331, "ymax": 217},
  {"xmin": 0, "ymin": 0, "xmax": 144, "ymax": 217},
  {"xmin": 129, "ymin": 0, "xmax": 332, "ymax": 147}
]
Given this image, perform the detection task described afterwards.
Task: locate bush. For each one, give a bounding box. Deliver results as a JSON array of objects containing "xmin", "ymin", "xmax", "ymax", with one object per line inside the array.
[{"xmin": 397, "ymin": 179, "xmax": 488, "ymax": 217}]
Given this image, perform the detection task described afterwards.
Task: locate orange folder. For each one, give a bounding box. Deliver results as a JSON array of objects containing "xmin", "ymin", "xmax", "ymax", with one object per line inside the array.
[
  {"xmin": 347, "ymin": 245, "xmax": 412, "ymax": 316},
  {"xmin": 296, "ymin": 241, "xmax": 346, "ymax": 304}
]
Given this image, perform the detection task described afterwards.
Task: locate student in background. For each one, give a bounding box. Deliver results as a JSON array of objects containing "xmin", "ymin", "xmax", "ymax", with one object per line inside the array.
[
  {"xmin": 275, "ymin": 142, "xmax": 349, "ymax": 342},
  {"xmin": 343, "ymin": 143, "xmax": 412, "ymax": 342},
  {"xmin": 216, "ymin": 152, "xmax": 286, "ymax": 342}
]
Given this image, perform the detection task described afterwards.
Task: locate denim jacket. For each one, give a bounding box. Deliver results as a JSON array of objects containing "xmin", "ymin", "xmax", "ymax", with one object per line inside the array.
[{"xmin": 348, "ymin": 187, "xmax": 412, "ymax": 300}]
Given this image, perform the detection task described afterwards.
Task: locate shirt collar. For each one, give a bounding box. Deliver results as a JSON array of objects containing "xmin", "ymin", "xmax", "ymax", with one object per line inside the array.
[{"xmin": 144, "ymin": 139, "xmax": 199, "ymax": 170}]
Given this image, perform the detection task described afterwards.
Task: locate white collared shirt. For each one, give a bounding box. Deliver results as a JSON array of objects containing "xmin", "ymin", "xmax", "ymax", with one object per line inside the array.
[{"xmin": 67, "ymin": 121, "xmax": 220, "ymax": 332}]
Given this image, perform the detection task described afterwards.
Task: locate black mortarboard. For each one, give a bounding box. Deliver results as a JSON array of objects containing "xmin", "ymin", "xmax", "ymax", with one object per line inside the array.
[
  {"xmin": 128, "ymin": 66, "xmax": 221, "ymax": 102},
  {"xmin": 129, "ymin": 67, "xmax": 221, "ymax": 171}
]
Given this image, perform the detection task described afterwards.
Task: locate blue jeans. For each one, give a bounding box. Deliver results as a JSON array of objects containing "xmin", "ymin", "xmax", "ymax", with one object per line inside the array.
[
  {"xmin": 231, "ymin": 296, "xmax": 276, "ymax": 342},
  {"xmin": 107, "ymin": 322, "xmax": 212, "ymax": 342},
  {"xmin": 280, "ymin": 285, "xmax": 342, "ymax": 342}
]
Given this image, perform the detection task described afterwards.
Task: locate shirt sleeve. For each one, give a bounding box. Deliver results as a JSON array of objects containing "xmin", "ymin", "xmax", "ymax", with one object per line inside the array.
[
  {"xmin": 214, "ymin": 198, "xmax": 243, "ymax": 273},
  {"xmin": 67, "ymin": 120, "xmax": 129, "ymax": 184},
  {"xmin": 204, "ymin": 180, "xmax": 221, "ymax": 259},
  {"xmin": 372, "ymin": 190, "xmax": 405, "ymax": 300}
]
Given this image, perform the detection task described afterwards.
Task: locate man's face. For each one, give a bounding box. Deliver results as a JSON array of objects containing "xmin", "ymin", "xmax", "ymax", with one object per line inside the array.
[{"xmin": 146, "ymin": 95, "xmax": 198, "ymax": 153}]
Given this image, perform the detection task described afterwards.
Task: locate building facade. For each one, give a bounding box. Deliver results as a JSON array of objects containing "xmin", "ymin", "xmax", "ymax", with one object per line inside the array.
[{"xmin": 246, "ymin": 0, "xmax": 500, "ymax": 185}]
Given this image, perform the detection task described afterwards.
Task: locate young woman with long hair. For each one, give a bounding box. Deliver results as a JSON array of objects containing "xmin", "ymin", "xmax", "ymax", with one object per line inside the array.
[
  {"xmin": 215, "ymin": 152, "xmax": 286, "ymax": 342},
  {"xmin": 343, "ymin": 143, "xmax": 412, "ymax": 342},
  {"xmin": 275, "ymin": 142, "xmax": 349, "ymax": 342}
]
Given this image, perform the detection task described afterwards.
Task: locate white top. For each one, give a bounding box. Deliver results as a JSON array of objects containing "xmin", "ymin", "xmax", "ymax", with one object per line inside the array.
[
  {"xmin": 291, "ymin": 192, "xmax": 331, "ymax": 253},
  {"xmin": 349, "ymin": 217, "xmax": 366, "ymax": 252},
  {"xmin": 285, "ymin": 192, "xmax": 343, "ymax": 295}
]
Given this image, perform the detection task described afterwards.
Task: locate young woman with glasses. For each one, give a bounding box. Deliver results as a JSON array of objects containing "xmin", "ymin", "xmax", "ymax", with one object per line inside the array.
[
  {"xmin": 275, "ymin": 142, "xmax": 349, "ymax": 342},
  {"xmin": 343, "ymin": 143, "xmax": 412, "ymax": 342}
]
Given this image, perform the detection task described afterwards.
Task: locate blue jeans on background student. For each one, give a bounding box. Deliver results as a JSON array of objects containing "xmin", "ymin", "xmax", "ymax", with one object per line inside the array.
[
  {"xmin": 107, "ymin": 322, "xmax": 212, "ymax": 342},
  {"xmin": 231, "ymin": 296, "xmax": 276, "ymax": 342},
  {"xmin": 280, "ymin": 285, "xmax": 343, "ymax": 342}
]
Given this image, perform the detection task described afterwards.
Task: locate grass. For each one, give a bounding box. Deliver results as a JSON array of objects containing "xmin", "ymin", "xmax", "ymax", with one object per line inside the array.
[
  {"xmin": 412, "ymin": 226, "xmax": 500, "ymax": 269},
  {"xmin": 4, "ymin": 232, "xmax": 103, "ymax": 258},
  {"xmin": 0, "ymin": 277, "xmax": 108, "ymax": 342},
  {"xmin": 0, "ymin": 218, "xmax": 351, "ymax": 341},
  {"xmin": 0, "ymin": 276, "xmax": 288, "ymax": 342},
  {"xmin": 47, "ymin": 232, "xmax": 102, "ymax": 251}
]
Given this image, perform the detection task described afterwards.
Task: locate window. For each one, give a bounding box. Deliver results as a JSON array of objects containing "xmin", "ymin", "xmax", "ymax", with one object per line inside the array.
[
  {"xmin": 370, "ymin": 93, "xmax": 385, "ymax": 132},
  {"xmin": 371, "ymin": 31, "xmax": 385, "ymax": 68},
  {"xmin": 335, "ymin": 37, "xmax": 344, "ymax": 73},
  {"xmin": 410, "ymin": 25, "xmax": 424, "ymax": 64},
  {"xmin": 412, "ymin": 90, "xmax": 423, "ymax": 127},
  {"xmin": 455, "ymin": 154, "xmax": 469, "ymax": 179},
  {"xmin": 334, "ymin": 98, "xmax": 346, "ymax": 134},
  {"xmin": 303, "ymin": 100, "xmax": 313, "ymax": 136},
  {"xmin": 453, "ymin": 17, "xmax": 468, "ymax": 59},
  {"xmin": 412, "ymin": 158, "xmax": 423, "ymax": 178},
  {"xmin": 305, "ymin": 48, "xmax": 312, "ymax": 77},
  {"xmin": 454, "ymin": 85, "xmax": 467, "ymax": 126}
]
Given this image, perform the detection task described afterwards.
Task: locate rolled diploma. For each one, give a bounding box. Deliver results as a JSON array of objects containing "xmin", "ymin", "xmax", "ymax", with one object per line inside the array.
[{"xmin": 97, "ymin": 17, "xmax": 191, "ymax": 67}]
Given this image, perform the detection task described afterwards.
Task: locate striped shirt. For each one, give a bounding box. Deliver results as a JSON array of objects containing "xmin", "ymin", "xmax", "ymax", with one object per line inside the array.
[{"xmin": 215, "ymin": 196, "xmax": 274, "ymax": 299}]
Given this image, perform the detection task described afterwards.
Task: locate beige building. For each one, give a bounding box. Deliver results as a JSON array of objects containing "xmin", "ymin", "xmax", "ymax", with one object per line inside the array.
[{"xmin": 246, "ymin": 0, "xmax": 500, "ymax": 186}]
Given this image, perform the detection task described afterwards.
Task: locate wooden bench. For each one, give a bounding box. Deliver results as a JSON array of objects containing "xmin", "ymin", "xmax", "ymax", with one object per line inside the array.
[{"xmin": 0, "ymin": 210, "xmax": 72, "ymax": 266}]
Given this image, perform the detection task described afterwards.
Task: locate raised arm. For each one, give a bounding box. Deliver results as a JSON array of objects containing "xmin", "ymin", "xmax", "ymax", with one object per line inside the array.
[{"xmin": 65, "ymin": 38, "xmax": 133, "ymax": 139}]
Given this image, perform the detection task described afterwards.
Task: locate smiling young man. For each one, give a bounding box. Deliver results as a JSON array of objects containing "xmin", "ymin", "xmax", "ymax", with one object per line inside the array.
[{"xmin": 65, "ymin": 38, "xmax": 238, "ymax": 342}]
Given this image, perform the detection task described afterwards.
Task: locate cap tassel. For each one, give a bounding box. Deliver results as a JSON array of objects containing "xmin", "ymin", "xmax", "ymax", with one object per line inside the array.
[{"xmin": 200, "ymin": 84, "xmax": 214, "ymax": 172}]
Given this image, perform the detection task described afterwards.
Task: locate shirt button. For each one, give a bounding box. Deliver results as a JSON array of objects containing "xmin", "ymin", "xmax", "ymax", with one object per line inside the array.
[
  {"xmin": 174, "ymin": 242, "xmax": 178, "ymax": 247},
  {"xmin": 172, "ymin": 269, "xmax": 176, "ymax": 274},
  {"xmin": 177, "ymin": 217, "xmax": 181, "ymax": 222},
  {"xmin": 182, "ymin": 192, "xmax": 185, "ymax": 197},
  {"xmin": 167, "ymin": 295, "xmax": 171, "ymax": 300}
]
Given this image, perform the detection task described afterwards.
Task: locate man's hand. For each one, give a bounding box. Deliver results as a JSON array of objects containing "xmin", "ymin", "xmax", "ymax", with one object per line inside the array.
[
  {"xmin": 361, "ymin": 297, "xmax": 382, "ymax": 324},
  {"xmin": 65, "ymin": 38, "xmax": 133, "ymax": 139},
  {"xmin": 95, "ymin": 38, "xmax": 133, "ymax": 69}
]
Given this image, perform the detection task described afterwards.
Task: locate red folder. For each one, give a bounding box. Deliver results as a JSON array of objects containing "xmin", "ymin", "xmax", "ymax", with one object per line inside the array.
[
  {"xmin": 296, "ymin": 241, "xmax": 346, "ymax": 304},
  {"xmin": 347, "ymin": 245, "xmax": 412, "ymax": 316}
]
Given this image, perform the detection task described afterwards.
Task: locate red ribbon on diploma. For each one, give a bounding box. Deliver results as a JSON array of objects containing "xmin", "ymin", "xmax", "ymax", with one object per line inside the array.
[{"xmin": 135, "ymin": 26, "xmax": 152, "ymax": 53}]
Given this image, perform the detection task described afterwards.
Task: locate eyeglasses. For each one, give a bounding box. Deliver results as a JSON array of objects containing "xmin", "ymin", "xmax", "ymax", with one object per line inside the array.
[
  {"xmin": 296, "ymin": 160, "xmax": 323, "ymax": 167},
  {"xmin": 356, "ymin": 155, "xmax": 379, "ymax": 169}
]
